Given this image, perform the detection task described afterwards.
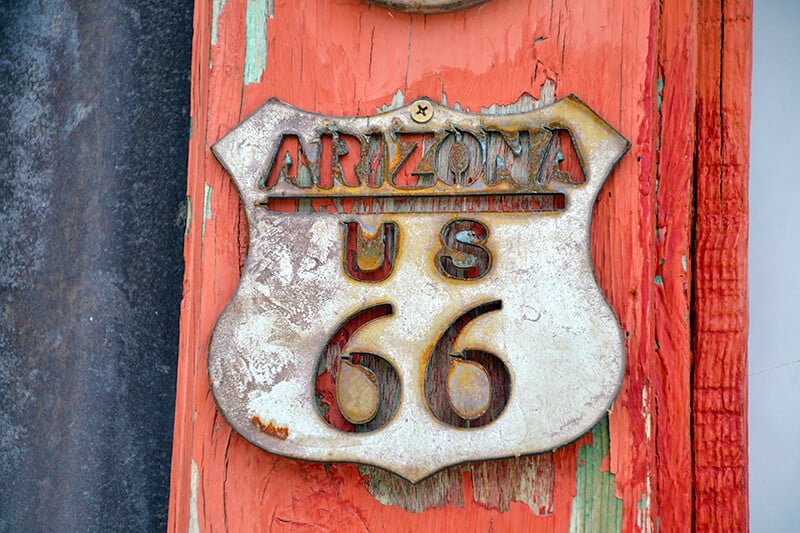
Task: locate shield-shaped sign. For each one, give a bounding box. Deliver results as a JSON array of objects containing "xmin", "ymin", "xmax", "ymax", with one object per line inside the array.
[{"xmin": 209, "ymin": 95, "xmax": 629, "ymax": 482}]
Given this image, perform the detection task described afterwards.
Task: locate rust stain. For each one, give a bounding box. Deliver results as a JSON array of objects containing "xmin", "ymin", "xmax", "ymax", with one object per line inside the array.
[{"xmin": 251, "ymin": 416, "xmax": 288, "ymax": 440}]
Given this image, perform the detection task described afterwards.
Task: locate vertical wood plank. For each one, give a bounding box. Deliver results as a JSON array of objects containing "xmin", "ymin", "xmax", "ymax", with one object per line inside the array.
[
  {"xmin": 653, "ymin": 1, "xmax": 697, "ymax": 530},
  {"xmin": 694, "ymin": 1, "xmax": 751, "ymax": 530},
  {"xmin": 169, "ymin": 1, "xmax": 751, "ymax": 531},
  {"xmin": 167, "ymin": 0, "xmax": 211, "ymax": 530}
]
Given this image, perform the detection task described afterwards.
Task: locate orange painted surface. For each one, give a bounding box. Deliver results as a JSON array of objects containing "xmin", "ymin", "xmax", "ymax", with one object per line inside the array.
[
  {"xmin": 169, "ymin": 0, "xmax": 751, "ymax": 531},
  {"xmin": 693, "ymin": 1, "xmax": 751, "ymax": 529}
]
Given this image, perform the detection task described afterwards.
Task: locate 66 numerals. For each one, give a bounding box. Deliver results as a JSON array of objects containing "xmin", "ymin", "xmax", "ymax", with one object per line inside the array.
[{"xmin": 314, "ymin": 301, "xmax": 510, "ymax": 433}]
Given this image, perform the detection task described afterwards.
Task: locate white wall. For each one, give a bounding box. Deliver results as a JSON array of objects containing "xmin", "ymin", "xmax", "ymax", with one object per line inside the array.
[{"xmin": 749, "ymin": 2, "xmax": 800, "ymax": 531}]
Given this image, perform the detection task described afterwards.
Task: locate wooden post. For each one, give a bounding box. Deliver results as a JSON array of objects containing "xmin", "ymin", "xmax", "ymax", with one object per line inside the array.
[{"xmin": 169, "ymin": 1, "xmax": 750, "ymax": 530}]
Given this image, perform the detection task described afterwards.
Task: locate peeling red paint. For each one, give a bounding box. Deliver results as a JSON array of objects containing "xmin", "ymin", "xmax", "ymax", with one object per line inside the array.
[{"xmin": 169, "ymin": 0, "xmax": 750, "ymax": 530}]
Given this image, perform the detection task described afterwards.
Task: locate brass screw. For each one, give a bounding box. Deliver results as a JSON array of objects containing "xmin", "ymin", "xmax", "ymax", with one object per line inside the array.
[{"xmin": 410, "ymin": 100, "xmax": 433, "ymax": 123}]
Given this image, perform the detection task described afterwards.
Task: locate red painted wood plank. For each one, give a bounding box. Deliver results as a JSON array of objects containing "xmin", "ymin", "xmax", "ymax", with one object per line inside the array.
[
  {"xmin": 167, "ymin": 0, "xmax": 211, "ymax": 530},
  {"xmin": 652, "ymin": 1, "xmax": 697, "ymax": 530},
  {"xmin": 168, "ymin": 1, "xmax": 751, "ymax": 531},
  {"xmin": 693, "ymin": 1, "xmax": 751, "ymax": 530}
]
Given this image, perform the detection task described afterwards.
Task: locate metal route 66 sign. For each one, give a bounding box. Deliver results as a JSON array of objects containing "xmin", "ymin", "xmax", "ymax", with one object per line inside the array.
[{"xmin": 209, "ymin": 95, "xmax": 629, "ymax": 482}]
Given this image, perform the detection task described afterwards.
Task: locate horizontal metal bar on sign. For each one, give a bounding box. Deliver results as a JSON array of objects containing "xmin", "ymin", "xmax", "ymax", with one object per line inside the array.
[{"xmin": 260, "ymin": 193, "xmax": 567, "ymax": 214}]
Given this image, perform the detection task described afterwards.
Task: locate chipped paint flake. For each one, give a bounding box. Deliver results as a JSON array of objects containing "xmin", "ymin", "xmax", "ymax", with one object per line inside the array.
[
  {"xmin": 636, "ymin": 477, "xmax": 655, "ymax": 533},
  {"xmin": 480, "ymin": 80, "xmax": 556, "ymax": 114},
  {"xmin": 243, "ymin": 0, "xmax": 274, "ymax": 85},
  {"xmin": 637, "ymin": 386, "xmax": 655, "ymax": 532},
  {"xmin": 376, "ymin": 89, "xmax": 406, "ymax": 113},
  {"xmin": 202, "ymin": 183, "xmax": 212, "ymax": 237},
  {"xmin": 656, "ymin": 77, "xmax": 664, "ymax": 110},
  {"xmin": 184, "ymin": 196, "xmax": 192, "ymax": 237},
  {"xmin": 211, "ymin": 0, "xmax": 228, "ymax": 46},
  {"xmin": 642, "ymin": 385, "xmax": 652, "ymax": 440},
  {"xmin": 188, "ymin": 459, "xmax": 200, "ymax": 533}
]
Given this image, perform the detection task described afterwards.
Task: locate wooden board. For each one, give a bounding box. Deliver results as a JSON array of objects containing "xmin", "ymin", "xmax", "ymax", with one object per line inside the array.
[{"xmin": 169, "ymin": 0, "xmax": 751, "ymax": 530}]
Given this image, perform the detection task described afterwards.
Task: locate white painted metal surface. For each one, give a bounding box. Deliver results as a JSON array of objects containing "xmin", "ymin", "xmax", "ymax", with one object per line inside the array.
[{"xmin": 209, "ymin": 97, "xmax": 628, "ymax": 481}]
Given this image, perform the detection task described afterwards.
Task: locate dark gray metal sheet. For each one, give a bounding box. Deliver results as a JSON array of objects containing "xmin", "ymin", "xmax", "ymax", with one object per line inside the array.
[{"xmin": 0, "ymin": 1, "xmax": 191, "ymax": 531}]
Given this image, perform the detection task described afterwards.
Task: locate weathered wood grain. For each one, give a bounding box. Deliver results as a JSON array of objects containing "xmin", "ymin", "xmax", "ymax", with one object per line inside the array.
[
  {"xmin": 652, "ymin": 0, "xmax": 697, "ymax": 530},
  {"xmin": 169, "ymin": 0, "xmax": 751, "ymax": 531},
  {"xmin": 693, "ymin": 1, "xmax": 751, "ymax": 530}
]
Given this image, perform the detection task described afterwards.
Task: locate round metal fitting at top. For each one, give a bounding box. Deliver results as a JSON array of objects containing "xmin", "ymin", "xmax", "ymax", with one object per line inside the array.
[{"xmin": 366, "ymin": 0, "xmax": 489, "ymax": 14}]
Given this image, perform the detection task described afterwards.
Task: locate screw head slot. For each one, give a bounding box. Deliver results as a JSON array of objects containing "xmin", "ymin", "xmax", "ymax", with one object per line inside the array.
[{"xmin": 410, "ymin": 100, "xmax": 433, "ymax": 123}]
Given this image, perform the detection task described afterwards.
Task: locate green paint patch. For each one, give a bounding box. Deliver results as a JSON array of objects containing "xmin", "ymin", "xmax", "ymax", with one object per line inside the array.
[
  {"xmin": 681, "ymin": 255, "xmax": 688, "ymax": 272},
  {"xmin": 637, "ymin": 494, "xmax": 647, "ymax": 510},
  {"xmin": 243, "ymin": 0, "xmax": 274, "ymax": 85},
  {"xmin": 654, "ymin": 275, "xmax": 663, "ymax": 286},
  {"xmin": 211, "ymin": 0, "xmax": 228, "ymax": 46},
  {"xmin": 637, "ymin": 489, "xmax": 655, "ymax": 532},
  {"xmin": 568, "ymin": 417, "xmax": 623, "ymax": 533},
  {"xmin": 656, "ymin": 77, "xmax": 664, "ymax": 110},
  {"xmin": 202, "ymin": 183, "xmax": 213, "ymax": 237}
]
